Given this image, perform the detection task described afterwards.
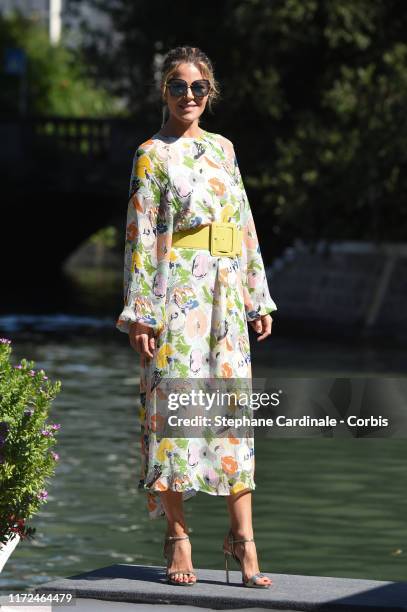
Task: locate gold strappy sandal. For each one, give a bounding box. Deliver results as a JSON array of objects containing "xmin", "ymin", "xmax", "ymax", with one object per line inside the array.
[
  {"xmin": 163, "ymin": 534, "xmax": 197, "ymax": 586},
  {"xmin": 222, "ymin": 529, "xmax": 272, "ymax": 588}
]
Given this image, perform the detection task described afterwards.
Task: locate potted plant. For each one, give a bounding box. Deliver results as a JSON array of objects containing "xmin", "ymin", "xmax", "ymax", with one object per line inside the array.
[{"xmin": 0, "ymin": 338, "xmax": 62, "ymax": 572}]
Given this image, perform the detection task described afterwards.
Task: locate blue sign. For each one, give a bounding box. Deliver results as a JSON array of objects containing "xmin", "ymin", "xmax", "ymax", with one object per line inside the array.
[{"xmin": 4, "ymin": 47, "xmax": 27, "ymax": 75}]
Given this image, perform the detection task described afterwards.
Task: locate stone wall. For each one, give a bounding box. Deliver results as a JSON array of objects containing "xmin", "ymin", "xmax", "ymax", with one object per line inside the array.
[{"xmin": 266, "ymin": 240, "xmax": 407, "ymax": 340}]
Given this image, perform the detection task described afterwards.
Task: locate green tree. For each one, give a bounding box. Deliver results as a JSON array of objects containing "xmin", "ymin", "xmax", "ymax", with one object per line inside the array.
[
  {"xmin": 68, "ymin": 0, "xmax": 407, "ymax": 244},
  {"xmin": 0, "ymin": 11, "xmax": 122, "ymax": 117}
]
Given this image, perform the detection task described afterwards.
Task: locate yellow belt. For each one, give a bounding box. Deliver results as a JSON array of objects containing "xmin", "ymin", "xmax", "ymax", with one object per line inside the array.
[{"xmin": 172, "ymin": 221, "xmax": 242, "ymax": 257}]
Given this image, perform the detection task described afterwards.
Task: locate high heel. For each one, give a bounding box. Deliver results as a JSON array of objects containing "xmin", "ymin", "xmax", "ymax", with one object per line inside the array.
[
  {"xmin": 163, "ymin": 534, "xmax": 197, "ymax": 586},
  {"xmin": 222, "ymin": 529, "xmax": 272, "ymax": 588},
  {"xmin": 224, "ymin": 550, "xmax": 231, "ymax": 584}
]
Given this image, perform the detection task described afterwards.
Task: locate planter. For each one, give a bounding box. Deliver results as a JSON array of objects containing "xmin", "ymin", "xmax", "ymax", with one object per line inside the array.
[{"xmin": 0, "ymin": 533, "xmax": 20, "ymax": 573}]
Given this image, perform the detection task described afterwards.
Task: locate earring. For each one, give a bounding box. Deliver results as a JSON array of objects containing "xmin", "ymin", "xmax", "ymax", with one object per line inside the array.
[{"xmin": 161, "ymin": 105, "xmax": 167, "ymax": 128}]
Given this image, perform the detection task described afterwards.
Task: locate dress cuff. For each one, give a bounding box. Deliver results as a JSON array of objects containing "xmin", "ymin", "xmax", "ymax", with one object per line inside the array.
[
  {"xmin": 116, "ymin": 295, "xmax": 165, "ymax": 335},
  {"xmin": 246, "ymin": 299, "xmax": 278, "ymax": 322}
]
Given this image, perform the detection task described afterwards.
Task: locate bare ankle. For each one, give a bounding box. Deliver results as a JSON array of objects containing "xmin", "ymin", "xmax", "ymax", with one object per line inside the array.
[
  {"xmin": 230, "ymin": 528, "xmax": 254, "ymax": 541},
  {"xmin": 166, "ymin": 521, "xmax": 189, "ymax": 538}
]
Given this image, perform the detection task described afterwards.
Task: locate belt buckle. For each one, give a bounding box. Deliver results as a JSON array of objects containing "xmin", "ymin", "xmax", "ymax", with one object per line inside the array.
[{"xmin": 210, "ymin": 221, "xmax": 238, "ymax": 257}]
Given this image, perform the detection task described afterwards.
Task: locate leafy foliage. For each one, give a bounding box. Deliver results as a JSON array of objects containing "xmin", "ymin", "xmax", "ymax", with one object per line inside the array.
[
  {"xmin": 0, "ymin": 11, "xmax": 122, "ymax": 117},
  {"xmin": 67, "ymin": 0, "xmax": 407, "ymax": 244},
  {"xmin": 0, "ymin": 339, "xmax": 62, "ymax": 547}
]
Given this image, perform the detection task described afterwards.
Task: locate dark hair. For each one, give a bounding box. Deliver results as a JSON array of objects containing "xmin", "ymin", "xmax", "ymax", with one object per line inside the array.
[{"xmin": 159, "ymin": 46, "xmax": 221, "ymax": 127}]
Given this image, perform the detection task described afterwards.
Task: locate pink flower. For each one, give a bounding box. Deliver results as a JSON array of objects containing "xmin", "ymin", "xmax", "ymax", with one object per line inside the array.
[
  {"xmin": 174, "ymin": 175, "xmax": 193, "ymax": 198},
  {"xmin": 202, "ymin": 465, "xmax": 220, "ymax": 487},
  {"xmin": 248, "ymin": 271, "xmax": 258, "ymax": 289}
]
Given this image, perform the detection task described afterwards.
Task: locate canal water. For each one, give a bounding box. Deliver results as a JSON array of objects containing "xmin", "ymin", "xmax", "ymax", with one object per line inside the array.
[{"xmin": 0, "ymin": 310, "xmax": 406, "ymax": 593}]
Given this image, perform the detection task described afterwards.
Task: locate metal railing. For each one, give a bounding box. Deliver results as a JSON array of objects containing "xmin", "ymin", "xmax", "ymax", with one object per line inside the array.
[
  {"xmin": 29, "ymin": 117, "xmax": 112, "ymax": 159},
  {"xmin": 0, "ymin": 116, "xmax": 148, "ymax": 164}
]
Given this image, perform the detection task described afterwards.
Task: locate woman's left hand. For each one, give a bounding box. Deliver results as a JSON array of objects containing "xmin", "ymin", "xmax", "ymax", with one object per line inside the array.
[{"xmin": 249, "ymin": 314, "xmax": 273, "ymax": 341}]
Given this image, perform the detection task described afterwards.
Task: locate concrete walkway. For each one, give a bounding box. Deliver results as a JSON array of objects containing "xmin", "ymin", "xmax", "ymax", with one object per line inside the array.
[
  {"xmin": 30, "ymin": 564, "xmax": 407, "ymax": 611},
  {"xmin": 0, "ymin": 600, "xmax": 299, "ymax": 612}
]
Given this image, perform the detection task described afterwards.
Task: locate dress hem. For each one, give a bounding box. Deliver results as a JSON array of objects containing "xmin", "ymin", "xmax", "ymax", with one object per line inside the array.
[
  {"xmin": 138, "ymin": 480, "xmax": 256, "ymax": 496},
  {"xmin": 138, "ymin": 481, "xmax": 257, "ymax": 520}
]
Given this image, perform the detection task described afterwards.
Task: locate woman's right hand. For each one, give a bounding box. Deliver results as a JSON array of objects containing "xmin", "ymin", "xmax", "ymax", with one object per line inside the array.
[{"xmin": 129, "ymin": 321, "xmax": 156, "ymax": 360}]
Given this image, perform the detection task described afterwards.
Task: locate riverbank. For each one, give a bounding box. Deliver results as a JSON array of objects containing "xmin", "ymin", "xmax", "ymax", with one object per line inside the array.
[{"xmin": 61, "ymin": 236, "xmax": 407, "ymax": 347}]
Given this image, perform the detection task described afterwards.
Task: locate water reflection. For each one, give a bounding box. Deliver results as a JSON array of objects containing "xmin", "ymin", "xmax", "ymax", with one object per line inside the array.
[{"xmin": 0, "ymin": 314, "xmax": 406, "ymax": 593}]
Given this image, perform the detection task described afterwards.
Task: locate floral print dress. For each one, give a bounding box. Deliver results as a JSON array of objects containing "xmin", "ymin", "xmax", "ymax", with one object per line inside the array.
[{"xmin": 116, "ymin": 129, "xmax": 277, "ymax": 519}]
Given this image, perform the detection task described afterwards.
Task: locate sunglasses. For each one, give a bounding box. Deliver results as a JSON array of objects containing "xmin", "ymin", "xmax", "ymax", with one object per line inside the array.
[{"xmin": 165, "ymin": 79, "xmax": 211, "ymax": 98}]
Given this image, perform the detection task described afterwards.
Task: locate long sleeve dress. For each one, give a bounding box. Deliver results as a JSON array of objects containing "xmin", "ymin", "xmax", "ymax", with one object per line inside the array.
[{"xmin": 116, "ymin": 129, "xmax": 277, "ymax": 519}]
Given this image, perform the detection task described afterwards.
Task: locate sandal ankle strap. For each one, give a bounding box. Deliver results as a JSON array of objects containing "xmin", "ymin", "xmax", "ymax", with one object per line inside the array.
[
  {"xmin": 233, "ymin": 537, "xmax": 254, "ymax": 543},
  {"xmin": 166, "ymin": 534, "xmax": 190, "ymax": 541},
  {"xmin": 228, "ymin": 530, "xmax": 254, "ymax": 545}
]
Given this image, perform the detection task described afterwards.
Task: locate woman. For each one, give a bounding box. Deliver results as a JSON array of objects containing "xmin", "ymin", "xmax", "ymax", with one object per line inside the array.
[{"xmin": 116, "ymin": 46, "xmax": 277, "ymax": 588}]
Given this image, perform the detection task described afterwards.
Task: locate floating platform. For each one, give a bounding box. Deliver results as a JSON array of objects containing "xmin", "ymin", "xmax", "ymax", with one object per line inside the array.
[{"xmin": 30, "ymin": 563, "xmax": 407, "ymax": 611}]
